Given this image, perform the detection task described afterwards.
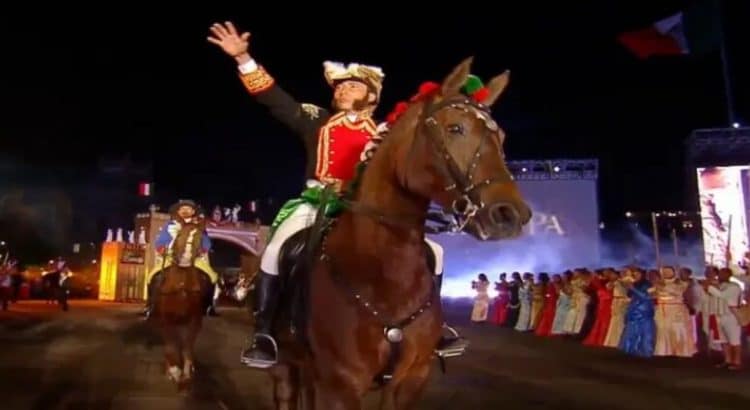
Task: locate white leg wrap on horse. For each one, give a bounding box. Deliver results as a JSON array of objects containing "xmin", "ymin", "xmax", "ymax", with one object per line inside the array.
[
  {"xmin": 167, "ymin": 366, "xmax": 182, "ymax": 382},
  {"xmin": 424, "ymin": 237, "xmax": 444, "ymax": 276},
  {"xmin": 260, "ymin": 203, "xmax": 318, "ymax": 275}
]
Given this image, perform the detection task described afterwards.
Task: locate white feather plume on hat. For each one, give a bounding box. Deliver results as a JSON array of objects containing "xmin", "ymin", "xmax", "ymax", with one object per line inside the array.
[{"xmin": 323, "ymin": 61, "xmax": 385, "ymax": 99}]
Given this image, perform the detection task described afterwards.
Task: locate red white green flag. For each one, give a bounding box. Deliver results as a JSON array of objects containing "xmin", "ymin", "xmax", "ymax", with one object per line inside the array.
[{"xmin": 617, "ymin": 1, "xmax": 721, "ymax": 59}]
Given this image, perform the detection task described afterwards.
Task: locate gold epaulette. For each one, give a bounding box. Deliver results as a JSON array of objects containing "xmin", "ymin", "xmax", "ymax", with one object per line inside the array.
[{"xmin": 239, "ymin": 66, "xmax": 275, "ymax": 94}]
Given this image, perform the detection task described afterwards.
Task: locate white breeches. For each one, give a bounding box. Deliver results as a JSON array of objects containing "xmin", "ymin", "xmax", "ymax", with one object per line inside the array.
[
  {"xmin": 424, "ymin": 237, "xmax": 444, "ymax": 275},
  {"xmin": 260, "ymin": 203, "xmax": 445, "ymax": 276},
  {"xmin": 261, "ymin": 203, "xmax": 318, "ymax": 275},
  {"xmin": 718, "ymin": 313, "xmax": 742, "ymax": 346}
]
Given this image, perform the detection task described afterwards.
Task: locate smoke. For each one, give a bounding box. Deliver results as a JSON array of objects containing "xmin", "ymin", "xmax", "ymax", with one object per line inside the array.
[
  {"xmin": 436, "ymin": 222, "xmax": 706, "ymax": 299},
  {"xmin": 611, "ymin": 222, "xmax": 704, "ymax": 271},
  {"xmin": 431, "ymin": 177, "xmax": 711, "ymax": 298},
  {"xmin": 434, "ymin": 212, "xmax": 591, "ymax": 298},
  {"xmin": 435, "ymin": 228, "xmax": 599, "ymax": 298}
]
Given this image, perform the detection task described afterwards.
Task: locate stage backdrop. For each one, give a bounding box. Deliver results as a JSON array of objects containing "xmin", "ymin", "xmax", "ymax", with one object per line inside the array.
[
  {"xmin": 696, "ymin": 166, "xmax": 750, "ymax": 271},
  {"xmin": 433, "ymin": 179, "xmax": 600, "ymax": 297}
]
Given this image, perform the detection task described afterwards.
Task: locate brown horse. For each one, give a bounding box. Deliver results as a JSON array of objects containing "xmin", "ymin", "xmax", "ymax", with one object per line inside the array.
[
  {"xmin": 269, "ymin": 57, "xmax": 532, "ymax": 409},
  {"xmin": 155, "ymin": 218, "xmax": 211, "ymax": 391}
]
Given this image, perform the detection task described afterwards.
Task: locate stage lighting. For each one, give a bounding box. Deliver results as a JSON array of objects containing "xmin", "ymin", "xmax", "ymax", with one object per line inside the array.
[
  {"xmin": 625, "ymin": 211, "xmax": 633, "ymax": 218},
  {"xmin": 521, "ymin": 167, "xmax": 528, "ymax": 172},
  {"xmin": 733, "ymin": 122, "xmax": 740, "ymax": 129},
  {"xmin": 553, "ymin": 166, "xmax": 560, "ymax": 172}
]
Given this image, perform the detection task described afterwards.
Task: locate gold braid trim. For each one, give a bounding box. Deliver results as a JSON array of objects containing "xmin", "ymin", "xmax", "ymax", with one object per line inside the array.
[{"xmin": 240, "ymin": 66, "xmax": 275, "ymax": 94}]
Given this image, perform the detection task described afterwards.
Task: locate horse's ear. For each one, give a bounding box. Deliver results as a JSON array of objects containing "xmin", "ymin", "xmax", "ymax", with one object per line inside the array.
[
  {"xmin": 483, "ymin": 70, "xmax": 510, "ymax": 107},
  {"xmin": 441, "ymin": 56, "xmax": 473, "ymax": 97}
]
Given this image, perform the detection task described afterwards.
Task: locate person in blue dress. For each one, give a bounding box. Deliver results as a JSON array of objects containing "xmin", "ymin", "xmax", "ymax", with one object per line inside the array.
[{"xmin": 618, "ymin": 268, "xmax": 656, "ymax": 357}]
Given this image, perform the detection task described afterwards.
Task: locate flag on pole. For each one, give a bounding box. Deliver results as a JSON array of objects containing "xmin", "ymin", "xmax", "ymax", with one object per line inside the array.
[
  {"xmin": 617, "ymin": 1, "xmax": 721, "ymax": 59},
  {"xmin": 138, "ymin": 182, "xmax": 153, "ymax": 197}
]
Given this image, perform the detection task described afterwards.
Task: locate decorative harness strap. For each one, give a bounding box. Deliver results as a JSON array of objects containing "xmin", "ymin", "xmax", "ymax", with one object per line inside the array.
[{"xmin": 323, "ymin": 246, "xmax": 436, "ymax": 385}]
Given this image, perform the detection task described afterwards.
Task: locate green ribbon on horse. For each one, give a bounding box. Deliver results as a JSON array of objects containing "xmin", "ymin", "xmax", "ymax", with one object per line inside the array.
[{"xmin": 268, "ymin": 184, "xmax": 346, "ymax": 241}]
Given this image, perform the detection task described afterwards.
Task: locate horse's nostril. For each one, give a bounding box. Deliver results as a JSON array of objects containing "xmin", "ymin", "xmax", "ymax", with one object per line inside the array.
[{"xmin": 489, "ymin": 204, "xmax": 518, "ymax": 226}]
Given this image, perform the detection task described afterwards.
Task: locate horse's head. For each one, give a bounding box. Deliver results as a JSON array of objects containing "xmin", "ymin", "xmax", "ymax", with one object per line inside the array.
[
  {"xmin": 390, "ymin": 57, "xmax": 531, "ymax": 240},
  {"xmin": 171, "ymin": 218, "xmax": 206, "ymax": 267}
]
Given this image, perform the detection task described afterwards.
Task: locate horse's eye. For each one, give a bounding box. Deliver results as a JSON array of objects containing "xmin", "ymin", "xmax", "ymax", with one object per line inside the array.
[{"xmin": 447, "ymin": 124, "xmax": 464, "ymax": 135}]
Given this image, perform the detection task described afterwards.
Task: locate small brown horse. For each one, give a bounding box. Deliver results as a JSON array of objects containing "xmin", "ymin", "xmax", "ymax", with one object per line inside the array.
[
  {"xmin": 270, "ymin": 57, "xmax": 532, "ymax": 409},
  {"xmin": 155, "ymin": 218, "xmax": 211, "ymax": 391}
]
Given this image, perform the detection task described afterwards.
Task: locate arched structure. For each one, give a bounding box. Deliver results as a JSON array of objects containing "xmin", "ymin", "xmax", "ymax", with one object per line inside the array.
[
  {"xmin": 98, "ymin": 209, "xmax": 269, "ymax": 302},
  {"xmin": 205, "ymin": 225, "xmax": 265, "ymax": 256}
]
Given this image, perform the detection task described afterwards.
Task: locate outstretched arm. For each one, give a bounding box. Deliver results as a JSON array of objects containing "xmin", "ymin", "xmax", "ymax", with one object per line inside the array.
[{"xmin": 208, "ymin": 22, "xmax": 327, "ymax": 137}]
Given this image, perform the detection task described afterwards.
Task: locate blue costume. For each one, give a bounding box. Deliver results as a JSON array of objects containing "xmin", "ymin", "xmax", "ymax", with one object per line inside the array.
[
  {"xmin": 142, "ymin": 200, "xmax": 220, "ymax": 317},
  {"xmin": 618, "ymin": 279, "xmax": 656, "ymax": 357}
]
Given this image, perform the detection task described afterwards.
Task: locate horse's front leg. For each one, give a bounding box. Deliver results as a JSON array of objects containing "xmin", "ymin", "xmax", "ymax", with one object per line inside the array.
[
  {"xmin": 270, "ymin": 363, "xmax": 299, "ymax": 410},
  {"xmin": 393, "ymin": 360, "xmax": 432, "ymax": 410},
  {"xmin": 160, "ymin": 324, "xmax": 183, "ymax": 385},
  {"xmin": 181, "ymin": 316, "xmax": 203, "ymax": 387}
]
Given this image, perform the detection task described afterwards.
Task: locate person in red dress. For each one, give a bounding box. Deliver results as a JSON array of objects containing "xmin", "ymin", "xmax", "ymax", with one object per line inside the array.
[
  {"xmin": 535, "ymin": 274, "xmax": 561, "ymax": 336},
  {"xmin": 582, "ymin": 268, "xmax": 615, "ymax": 346},
  {"xmin": 491, "ymin": 273, "xmax": 510, "ymax": 325}
]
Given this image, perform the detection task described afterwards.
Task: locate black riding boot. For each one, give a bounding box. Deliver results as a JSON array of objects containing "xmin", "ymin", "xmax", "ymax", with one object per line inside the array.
[
  {"xmin": 142, "ymin": 273, "xmax": 162, "ymax": 319},
  {"xmin": 240, "ymin": 271, "xmax": 281, "ymax": 368},
  {"xmin": 204, "ymin": 283, "xmax": 220, "ymax": 316},
  {"xmin": 433, "ymin": 274, "xmax": 468, "ymax": 357}
]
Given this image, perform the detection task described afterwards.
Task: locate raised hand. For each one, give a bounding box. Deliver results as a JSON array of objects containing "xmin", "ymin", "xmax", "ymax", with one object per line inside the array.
[{"xmin": 207, "ymin": 21, "xmax": 251, "ymax": 63}]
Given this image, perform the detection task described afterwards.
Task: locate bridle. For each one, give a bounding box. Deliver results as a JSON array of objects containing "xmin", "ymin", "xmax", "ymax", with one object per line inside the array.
[
  {"xmin": 417, "ymin": 95, "xmax": 511, "ymax": 231},
  {"xmin": 340, "ymin": 94, "xmax": 512, "ymax": 233}
]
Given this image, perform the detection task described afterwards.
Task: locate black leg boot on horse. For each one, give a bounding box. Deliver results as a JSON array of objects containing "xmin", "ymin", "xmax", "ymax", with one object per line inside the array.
[
  {"xmin": 203, "ymin": 281, "xmax": 220, "ymax": 317},
  {"xmin": 433, "ymin": 274, "xmax": 469, "ymax": 358},
  {"xmin": 142, "ymin": 272, "xmax": 163, "ymax": 319},
  {"xmin": 241, "ymin": 271, "xmax": 281, "ymax": 368}
]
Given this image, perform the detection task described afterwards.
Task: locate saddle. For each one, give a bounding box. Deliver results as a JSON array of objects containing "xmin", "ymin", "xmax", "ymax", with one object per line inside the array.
[
  {"xmin": 275, "ymin": 225, "xmax": 439, "ymax": 334},
  {"xmin": 274, "ymin": 197, "xmax": 337, "ymax": 345}
]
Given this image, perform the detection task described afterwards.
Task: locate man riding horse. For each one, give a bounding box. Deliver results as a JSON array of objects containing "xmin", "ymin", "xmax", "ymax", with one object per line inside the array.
[
  {"xmin": 143, "ymin": 200, "xmax": 220, "ymax": 318},
  {"xmin": 207, "ymin": 21, "xmax": 464, "ymax": 369}
]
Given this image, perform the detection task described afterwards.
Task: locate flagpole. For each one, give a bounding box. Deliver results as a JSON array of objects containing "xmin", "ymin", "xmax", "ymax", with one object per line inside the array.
[
  {"xmin": 717, "ymin": 0, "xmax": 736, "ymax": 126},
  {"xmin": 652, "ymin": 212, "xmax": 661, "ymax": 268}
]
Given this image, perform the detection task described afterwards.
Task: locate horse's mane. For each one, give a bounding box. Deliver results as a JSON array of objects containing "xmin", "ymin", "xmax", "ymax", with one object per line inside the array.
[{"xmin": 342, "ymin": 99, "xmax": 426, "ymax": 200}]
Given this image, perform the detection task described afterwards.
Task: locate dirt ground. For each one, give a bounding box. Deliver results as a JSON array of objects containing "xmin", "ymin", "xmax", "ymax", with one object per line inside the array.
[{"xmin": 0, "ymin": 299, "xmax": 748, "ymax": 409}]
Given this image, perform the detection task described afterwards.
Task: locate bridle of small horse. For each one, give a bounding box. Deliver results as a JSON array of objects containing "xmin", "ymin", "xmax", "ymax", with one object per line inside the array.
[{"xmin": 160, "ymin": 222, "xmax": 202, "ymax": 296}]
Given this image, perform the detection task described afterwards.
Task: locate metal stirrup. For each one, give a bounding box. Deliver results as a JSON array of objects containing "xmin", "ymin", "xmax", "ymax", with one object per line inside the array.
[{"xmin": 253, "ymin": 333, "xmax": 279, "ymax": 356}]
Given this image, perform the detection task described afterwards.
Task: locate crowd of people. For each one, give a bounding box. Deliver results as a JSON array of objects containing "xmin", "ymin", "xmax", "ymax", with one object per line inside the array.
[
  {"xmin": 471, "ymin": 265, "xmax": 748, "ymax": 371},
  {"xmin": 0, "ymin": 257, "xmax": 73, "ymax": 311}
]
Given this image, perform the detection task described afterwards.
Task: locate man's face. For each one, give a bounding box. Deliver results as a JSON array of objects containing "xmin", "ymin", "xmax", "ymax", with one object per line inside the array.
[
  {"xmin": 333, "ymin": 80, "xmax": 372, "ymax": 111},
  {"xmin": 178, "ymin": 205, "xmax": 196, "ymax": 219}
]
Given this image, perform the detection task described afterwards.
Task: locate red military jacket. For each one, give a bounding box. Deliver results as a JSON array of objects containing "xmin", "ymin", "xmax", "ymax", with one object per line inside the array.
[
  {"xmin": 239, "ymin": 62, "xmax": 377, "ymax": 192},
  {"xmin": 315, "ymin": 112, "xmax": 377, "ymax": 187}
]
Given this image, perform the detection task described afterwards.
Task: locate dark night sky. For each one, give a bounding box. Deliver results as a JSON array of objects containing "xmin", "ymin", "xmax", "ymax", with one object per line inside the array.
[{"xmin": 3, "ymin": 2, "xmax": 749, "ymax": 226}]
